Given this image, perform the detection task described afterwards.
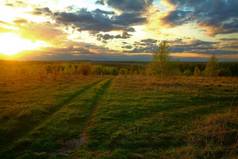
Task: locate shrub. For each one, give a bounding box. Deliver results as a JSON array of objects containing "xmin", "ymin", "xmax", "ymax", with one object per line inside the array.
[
  {"xmin": 188, "ymin": 108, "xmax": 238, "ymax": 158},
  {"xmin": 193, "ymin": 66, "xmax": 201, "ymax": 76},
  {"xmin": 45, "ymin": 65, "xmax": 52, "ymax": 74},
  {"xmin": 218, "ymin": 68, "xmax": 232, "ymax": 76},
  {"xmin": 119, "ymin": 68, "xmax": 128, "ymax": 75},
  {"xmin": 145, "ymin": 62, "xmax": 159, "ymax": 75},
  {"xmin": 184, "ymin": 69, "xmax": 192, "ymax": 76},
  {"xmin": 78, "ymin": 63, "xmax": 92, "ymax": 75},
  {"xmin": 92, "ymin": 65, "xmax": 118, "ymax": 75},
  {"xmin": 92, "ymin": 65, "xmax": 104, "ymax": 75}
]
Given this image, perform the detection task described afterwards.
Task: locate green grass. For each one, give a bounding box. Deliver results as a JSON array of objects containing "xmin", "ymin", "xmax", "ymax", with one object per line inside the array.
[{"xmin": 0, "ymin": 75, "xmax": 238, "ymax": 159}]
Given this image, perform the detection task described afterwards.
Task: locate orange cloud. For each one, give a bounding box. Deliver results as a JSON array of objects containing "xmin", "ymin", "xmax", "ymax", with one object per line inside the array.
[{"xmin": 18, "ymin": 22, "xmax": 67, "ymax": 45}]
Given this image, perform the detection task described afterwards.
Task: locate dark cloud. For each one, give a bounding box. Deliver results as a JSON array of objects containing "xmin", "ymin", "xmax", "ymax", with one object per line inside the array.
[
  {"xmin": 96, "ymin": 0, "xmax": 104, "ymax": 5},
  {"xmin": 54, "ymin": 9, "xmax": 122, "ymax": 32},
  {"xmin": 123, "ymin": 38, "xmax": 238, "ymax": 56},
  {"xmin": 97, "ymin": 31, "xmax": 131, "ymax": 42},
  {"xmin": 32, "ymin": 7, "xmax": 52, "ymax": 16},
  {"xmin": 94, "ymin": 9, "xmax": 115, "ymax": 15},
  {"xmin": 168, "ymin": 39, "xmax": 238, "ymax": 56},
  {"xmin": 221, "ymin": 19, "xmax": 238, "ymax": 34},
  {"xmin": 171, "ymin": 40, "xmax": 217, "ymax": 51},
  {"xmin": 52, "ymin": 8, "xmax": 142, "ymax": 32},
  {"xmin": 31, "ymin": 0, "xmax": 152, "ymax": 33},
  {"xmin": 220, "ymin": 38, "xmax": 238, "ymax": 41},
  {"xmin": 140, "ymin": 39, "xmax": 157, "ymax": 45},
  {"xmin": 123, "ymin": 38, "xmax": 159, "ymax": 53},
  {"xmin": 112, "ymin": 12, "xmax": 147, "ymax": 26},
  {"xmin": 170, "ymin": 40, "xmax": 218, "ymax": 53},
  {"xmin": 97, "ymin": 0, "xmax": 153, "ymax": 12},
  {"xmin": 163, "ymin": 10, "xmax": 193, "ymax": 26},
  {"xmin": 203, "ymin": 49, "xmax": 238, "ymax": 55},
  {"xmin": 164, "ymin": 0, "xmax": 238, "ymax": 35},
  {"xmin": 122, "ymin": 45, "xmax": 133, "ymax": 49},
  {"xmin": 95, "ymin": 0, "xmax": 152, "ymax": 29}
]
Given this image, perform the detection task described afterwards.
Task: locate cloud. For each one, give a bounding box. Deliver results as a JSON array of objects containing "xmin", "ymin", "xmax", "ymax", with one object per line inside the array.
[
  {"xmin": 170, "ymin": 40, "xmax": 217, "ymax": 52},
  {"xmin": 97, "ymin": 0, "xmax": 153, "ymax": 12},
  {"xmin": 95, "ymin": 0, "xmax": 152, "ymax": 30},
  {"xmin": 32, "ymin": 7, "xmax": 53, "ymax": 16},
  {"xmin": 122, "ymin": 38, "xmax": 238, "ymax": 56},
  {"xmin": 219, "ymin": 38, "xmax": 238, "ymax": 41},
  {"xmin": 94, "ymin": 9, "xmax": 115, "ymax": 15},
  {"xmin": 221, "ymin": 19, "xmax": 238, "ymax": 34},
  {"xmin": 163, "ymin": 0, "xmax": 238, "ymax": 35},
  {"xmin": 19, "ymin": 41, "xmax": 136, "ymax": 61},
  {"xmin": 112, "ymin": 12, "xmax": 147, "ymax": 26},
  {"xmin": 18, "ymin": 22, "xmax": 67, "ymax": 45},
  {"xmin": 168, "ymin": 39, "xmax": 238, "ymax": 55},
  {"xmin": 5, "ymin": 0, "xmax": 27, "ymax": 7},
  {"xmin": 44, "ymin": 0, "xmax": 153, "ymax": 33},
  {"xmin": 30, "ymin": 0, "xmax": 152, "ymax": 34},
  {"xmin": 97, "ymin": 31, "xmax": 131, "ymax": 42},
  {"xmin": 53, "ymin": 9, "xmax": 119, "ymax": 32},
  {"xmin": 2, "ymin": 0, "xmax": 237, "ymax": 61},
  {"xmin": 13, "ymin": 18, "xmax": 28, "ymax": 24},
  {"xmin": 52, "ymin": 8, "xmax": 142, "ymax": 33},
  {"xmin": 163, "ymin": 10, "xmax": 193, "ymax": 26},
  {"xmin": 122, "ymin": 38, "xmax": 158, "ymax": 53}
]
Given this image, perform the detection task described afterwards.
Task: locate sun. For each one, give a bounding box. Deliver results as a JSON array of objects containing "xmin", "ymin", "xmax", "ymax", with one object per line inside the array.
[{"xmin": 0, "ymin": 33, "xmax": 47, "ymax": 56}]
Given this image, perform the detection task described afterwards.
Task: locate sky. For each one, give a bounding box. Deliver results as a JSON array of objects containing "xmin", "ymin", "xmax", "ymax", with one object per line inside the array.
[{"xmin": 0, "ymin": 0, "xmax": 237, "ymax": 61}]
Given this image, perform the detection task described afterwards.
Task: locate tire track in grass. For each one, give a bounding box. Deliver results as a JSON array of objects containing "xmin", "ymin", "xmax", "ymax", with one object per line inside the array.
[
  {"xmin": 57, "ymin": 78, "xmax": 112, "ymax": 156},
  {"xmin": 79, "ymin": 79, "xmax": 112, "ymax": 146},
  {"xmin": 0, "ymin": 79, "xmax": 102, "ymax": 156}
]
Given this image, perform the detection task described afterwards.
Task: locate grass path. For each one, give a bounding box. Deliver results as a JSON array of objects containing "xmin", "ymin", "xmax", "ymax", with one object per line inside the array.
[
  {"xmin": 30, "ymin": 80, "xmax": 103, "ymax": 135},
  {"xmin": 0, "ymin": 78, "xmax": 113, "ymax": 159},
  {"xmin": 0, "ymin": 79, "xmax": 103, "ymax": 157},
  {"xmin": 79, "ymin": 79, "xmax": 112, "ymax": 146},
  {"xmin": 57, "ymin": 79, "xmax": 112, "ymax": 157}
]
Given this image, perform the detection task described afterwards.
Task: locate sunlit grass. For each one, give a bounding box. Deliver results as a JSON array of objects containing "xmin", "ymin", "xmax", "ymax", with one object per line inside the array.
[{"xmin": 0, "ymin": 62, "xmax": 237, "ymax": 158}]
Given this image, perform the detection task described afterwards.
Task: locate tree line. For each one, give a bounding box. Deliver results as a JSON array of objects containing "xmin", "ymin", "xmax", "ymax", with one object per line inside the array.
[{"xmin": 146, "ymin": 41, "xmax": 233, "ymax": 77}]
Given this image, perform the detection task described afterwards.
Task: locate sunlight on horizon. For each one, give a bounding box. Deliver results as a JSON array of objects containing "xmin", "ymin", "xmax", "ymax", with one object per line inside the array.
[{"xmin": 0, "ymin": 33, "xmax": 48, "ymax": 56}]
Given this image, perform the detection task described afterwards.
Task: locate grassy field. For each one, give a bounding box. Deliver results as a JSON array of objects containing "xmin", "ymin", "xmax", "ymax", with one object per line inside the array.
[{"xmin": 0, "ymin": 62, "xmax": 238, "ymax": 159}]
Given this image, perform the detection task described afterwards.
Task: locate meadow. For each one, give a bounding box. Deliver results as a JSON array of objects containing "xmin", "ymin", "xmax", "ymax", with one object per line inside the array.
[{"xmin": 0, "ymin": 61, "xmax": 238, "ymax": 159}]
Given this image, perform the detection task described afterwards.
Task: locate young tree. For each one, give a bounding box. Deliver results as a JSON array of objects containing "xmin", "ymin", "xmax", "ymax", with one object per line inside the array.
[
  {"xmin": 204, "ymin": 55, "xmax": 219, "ymax": 76},
  {"xmin": 154, "ymin": 41, "xmax": 170, "ymax": 63},
  {"xmin": 147, "ymin": 41, "xmax": 170, "ymax": 76}
]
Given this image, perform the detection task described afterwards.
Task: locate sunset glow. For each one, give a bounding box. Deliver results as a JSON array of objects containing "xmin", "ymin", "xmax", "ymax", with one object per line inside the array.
[
  {"xmin": 0, "ymin": 0, "xmax": 237, "ymax": 61},
  {"xmin": 0, "ymin": 33, "xmax": 47, "ymax": 56}
]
